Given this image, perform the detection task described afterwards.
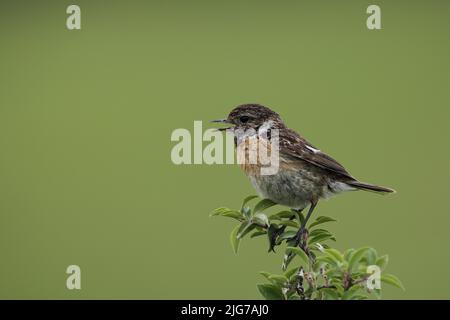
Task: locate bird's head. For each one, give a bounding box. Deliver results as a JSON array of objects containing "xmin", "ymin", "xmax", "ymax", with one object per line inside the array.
[{"xmin": 212, "ymin": 104, "xmax": 285, "ymax": 133}]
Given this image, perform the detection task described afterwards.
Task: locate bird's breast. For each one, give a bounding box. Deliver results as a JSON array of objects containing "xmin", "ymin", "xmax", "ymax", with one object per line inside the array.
[{"xmin": 236, "ymin": 136, "xmax": 273, "ymax": 176}]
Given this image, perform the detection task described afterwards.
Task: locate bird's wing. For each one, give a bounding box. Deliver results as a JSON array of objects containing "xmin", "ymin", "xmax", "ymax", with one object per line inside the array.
[{"xmin": 279, "ymin": 128, "xmax": 356, "ymax": 181}]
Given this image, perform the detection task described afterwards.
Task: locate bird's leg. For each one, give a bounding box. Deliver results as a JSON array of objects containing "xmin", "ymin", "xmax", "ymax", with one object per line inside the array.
[
  {"xmin": 283, "ymin": 203, "xmax": 318, "ymax": 270},
  {"xmin": 294, "ymin": 201, "xmax": 317, "ymax": 247}
]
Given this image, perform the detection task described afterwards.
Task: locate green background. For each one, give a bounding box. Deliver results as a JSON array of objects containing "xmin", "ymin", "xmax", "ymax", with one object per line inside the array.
[{"xmin": 1, "ymin": 0, "xmax": 449, "ymax": 299}]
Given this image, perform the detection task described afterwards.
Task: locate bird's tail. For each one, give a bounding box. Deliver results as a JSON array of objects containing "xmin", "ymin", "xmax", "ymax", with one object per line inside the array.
[{"xmin": 347, "ymin": 181, "xmax": 395, "ymax": 194}]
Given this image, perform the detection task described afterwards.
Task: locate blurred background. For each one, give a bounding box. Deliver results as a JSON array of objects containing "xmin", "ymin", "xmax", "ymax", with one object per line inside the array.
[{"xmin": 1, "ymin": 0, "xmax": 450, "ymax": 299}]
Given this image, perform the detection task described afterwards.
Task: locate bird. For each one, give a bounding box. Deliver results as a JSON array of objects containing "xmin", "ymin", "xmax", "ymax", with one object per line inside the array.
[{"xmin": 212, "ymin": 103, "xmax": 394, "ymax": 250}]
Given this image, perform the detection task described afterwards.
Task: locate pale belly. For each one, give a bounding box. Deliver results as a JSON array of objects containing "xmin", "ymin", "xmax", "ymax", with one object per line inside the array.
[{"xmin": 247, "ymin": 169, "xmax": 353, "ymax": 210}]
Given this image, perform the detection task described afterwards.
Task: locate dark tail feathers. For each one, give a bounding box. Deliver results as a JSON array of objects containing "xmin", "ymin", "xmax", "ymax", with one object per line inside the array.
[{"xmin": 347, "ymin": 181, "xmax": 395, "ymax": 194}]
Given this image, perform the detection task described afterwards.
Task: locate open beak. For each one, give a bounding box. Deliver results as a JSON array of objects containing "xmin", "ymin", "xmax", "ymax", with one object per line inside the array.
[{"xmin": 210, "ymin": 119, "xmax": 233, "ymax": 131}]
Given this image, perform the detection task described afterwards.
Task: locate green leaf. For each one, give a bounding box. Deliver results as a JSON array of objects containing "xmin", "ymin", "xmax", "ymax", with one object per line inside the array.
[
  {"xmin": 282, "ymin": 252, "xmax": 295, "ymax": 271},
  {"xmin": 253, "ymin": 198, "xmax": 277, "ymax": 214},
  {"xmin": 284, "ymin": 267, "xmax": 299, "ymax": 279},
  {"xmin": 229, "ymin": 224, "xmax": 241, "ymax": 254},
  {"xmin": 268, "ymin": 275, "xmax": 289, "ymax": 286},
  {"xmin": 257, "ymin": 284, "xmax": 285, "ymax": 300},
  {"xmin": 320, "ymin": 288, "xmax": 340, "ymax": 300},
  {"xmin": 308, "ymin": 233, "xmax": 336, "ymax": 245},
  {"xmin": 316, "ymin": 255, "xmax": 338, "ymax": 267},
  {"xmin": 309, "ymin": 228, "xmax": 333, "ymax": 238},
  {"xmin": 221, "ymin": 211, "xmax": 243, "ymax": 220},
  {"xmin": 324, "ymin": 248, "xmax": 344, "ymax": 264},
  {"xmin": 278, "ymin": 220, "xmax": 299, "ymax": 228},
  {"xmin": 296, "ymin": 211, "xmax": 305, "ymax": 225},
  {"xmin": 309, "ymin": 216, "xmax": 336, "ymax": 228},
  {"xmin": 342, "ymin": 285, "xmax": 362, "ymax": 300},
  {"xmin": 253, "ymin": 213, "xmax": 269, "ymax": 227},
  {"xmin": 210, "ymin": 207, "xmax": 228, "ymax": 216},
  {"xmin": 278, "ymin": 230, "xmax": 297, "ymax": 241},
  {"xmin": 250, "ymin": 231, "xmax": 267, "ymax": 238},
  {"xmin": 312, "ymin": 259, "xmax": 325, "ymax": 272},
  {"xmin": 348, "ymin": 247, "xmax": 370, "ymax": 272},
  {"xmin": 242, "ymin": 206, "xmax": 252, "ymax": 220},
  {"xmin": 331, "ymin": 282, "xmax": 345, "ymax": 295},
  {"xmin": 344, "ymin": 248, "xmax": 355, "ymax": 261},
  {"xmin": 309, "ymin": 242, "xmax": 328, "ymax": 252},
  {"xmin": 237, "ymin": 221, "xmax": 256, "ymax": 239},
  {"xmin": 381, "ymin": 274, "xmax": 405, "ymax": 290},
  {"xmin": 375, "ymin": 255, "xmax": 389, "ymax": 271},
  {"xmin": 366, "ymin": 248, "xmax": 378, "ymax": 266},
  {"xmin": 259, "ymin": 271, "xmax": 272, "ymax": 281},
  {"xmin": 210, "ymin": 207, "xmax": 242, "ymax": 219},
  {"xmin": 241, "ymin": 195, "xmax": 258, "ymax": 210},
  {"xmin": 325, "ymin": 269, "xmax": 344, "ymax": 279},
  {"xmin": 286, "ymin": 247, "xmax": 309, "ymax": 266},
  {"xmin": 269, "ymin": 210, "xmax": 294, "ymax": 221}
]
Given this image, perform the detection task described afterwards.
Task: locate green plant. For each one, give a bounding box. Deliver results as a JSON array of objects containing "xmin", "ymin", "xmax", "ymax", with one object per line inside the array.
[{"xmin": 211, "ymin": 196, "xmax": 404, "ymax": 300}]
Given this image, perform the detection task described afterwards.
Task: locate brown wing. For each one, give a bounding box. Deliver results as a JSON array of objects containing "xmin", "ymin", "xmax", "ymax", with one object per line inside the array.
[{"xmin": 279, "ymin": 128, "xmax": 356, "ymax": 181}]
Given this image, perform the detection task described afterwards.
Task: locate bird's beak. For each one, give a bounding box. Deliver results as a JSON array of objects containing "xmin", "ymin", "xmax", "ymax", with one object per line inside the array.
[{"xmin": 210, "ymin": 119, "xmax": 233, "ymax": 131}]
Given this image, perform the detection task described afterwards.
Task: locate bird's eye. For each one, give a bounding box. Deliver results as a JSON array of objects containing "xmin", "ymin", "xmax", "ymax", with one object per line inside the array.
[{"xmin": 240, "ymin": 116, "xmax": 250, "ymax": 123}]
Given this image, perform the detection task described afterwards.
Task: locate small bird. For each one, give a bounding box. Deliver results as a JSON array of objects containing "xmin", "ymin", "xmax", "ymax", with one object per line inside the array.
[{"xmin": 212, "ymin": 103, "xmax": 394, "ymax": 246}]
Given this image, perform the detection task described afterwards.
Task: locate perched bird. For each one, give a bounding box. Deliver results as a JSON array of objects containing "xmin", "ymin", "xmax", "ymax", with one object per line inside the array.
[{"xmin": 212, "ymin": 103, "xmax": 394, "ymax": 247}]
